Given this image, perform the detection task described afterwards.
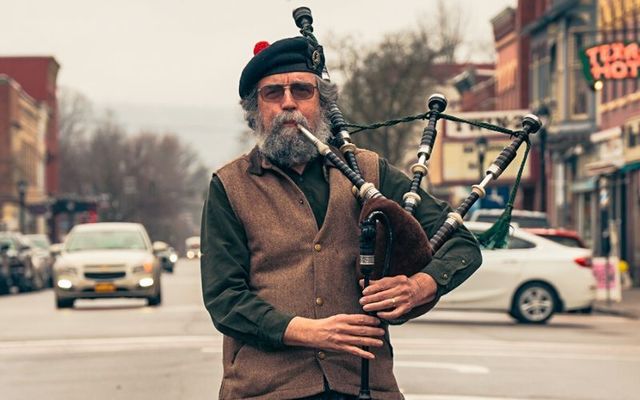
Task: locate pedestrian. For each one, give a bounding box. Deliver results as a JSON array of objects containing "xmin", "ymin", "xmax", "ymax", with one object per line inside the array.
[{"xmin": 200, "ymin": 35, "xmax": 482, "ymax": 400}]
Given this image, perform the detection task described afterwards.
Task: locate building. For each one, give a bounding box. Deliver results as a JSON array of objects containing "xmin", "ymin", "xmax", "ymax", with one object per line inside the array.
[
  {"xmin": 0, "ymin": 75, "xmax": 49, "ymax": 233},
  {"xmin": 0, "ymin": 57, "xmax": 60, "ymax": 196},
  {"xmin": 580, "ymin": 0, "xmax": 640, "ymax": 284},
  {"xmin": 523, "ymin": 0, "xmax": 598, "ymax": 231}
]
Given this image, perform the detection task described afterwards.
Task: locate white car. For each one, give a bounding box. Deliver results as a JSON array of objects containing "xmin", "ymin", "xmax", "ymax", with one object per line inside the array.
[
  {"xmin": 437, "ymin": 222, "xmax": 596, "ymax": 324},
  {"xmin": 53, "ymin": 223, "xmax": 162, "ymax": 309}
]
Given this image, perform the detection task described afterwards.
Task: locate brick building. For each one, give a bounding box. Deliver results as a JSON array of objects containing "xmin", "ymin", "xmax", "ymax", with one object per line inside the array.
[
  {"xmin": 0, "ymin": 57, "xmax": 60, "ymax": 196},
  {"xmin": 0, "ymin": 75, "xmax": 49, "ymax": 232}
]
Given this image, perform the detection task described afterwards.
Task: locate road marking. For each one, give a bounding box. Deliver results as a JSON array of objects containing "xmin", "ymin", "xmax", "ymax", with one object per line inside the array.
[
  {"xmin": 403, "ymin": 395, "xmax": 549, "ymax": 400},
  {"xmin": 394, "ymin": 361, "xmax": 489, "ymax": 374},
  {"xmin": 1, "ymin": 335, "xmax": 639, "ymax": 364},
  {"xmin": 0, "ymin": 336, "xmax": 222, "ymax": 355}
]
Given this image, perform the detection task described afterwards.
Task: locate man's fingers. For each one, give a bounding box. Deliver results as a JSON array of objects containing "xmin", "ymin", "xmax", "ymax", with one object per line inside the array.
[
  {"xmin": 344, "ymin": 345, "xmax": 376, "ymax": 360},
  {"xmin": 336, "ymin": 313, "xmax": 381, "ymax": 326},
  {"xmin": 376, "ymin": 308, "xmax": 406, "ymax": 320}
]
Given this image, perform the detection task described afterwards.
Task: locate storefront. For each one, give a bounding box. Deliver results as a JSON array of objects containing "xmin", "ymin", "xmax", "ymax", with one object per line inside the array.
[{"xmin": 585, "ymin": 124, "xmax": 640, "ymax": 284}]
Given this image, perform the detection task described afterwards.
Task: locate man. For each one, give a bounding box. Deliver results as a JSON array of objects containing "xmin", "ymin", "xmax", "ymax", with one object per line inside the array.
[{"xmin": 201, "ymin": 36, "xmax": 482, "ymax": 400}]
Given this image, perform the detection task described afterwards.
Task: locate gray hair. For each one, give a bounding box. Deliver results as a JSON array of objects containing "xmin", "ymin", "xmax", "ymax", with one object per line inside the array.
[{"xmin": 240, "ymin": 77, "xmax": 338, "ymax": 130}]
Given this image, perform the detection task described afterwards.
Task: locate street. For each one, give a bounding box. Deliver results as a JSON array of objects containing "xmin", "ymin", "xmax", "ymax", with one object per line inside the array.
[{"xmin": 1, "ymin": 259, "xmax": 638, "ymax": 400}]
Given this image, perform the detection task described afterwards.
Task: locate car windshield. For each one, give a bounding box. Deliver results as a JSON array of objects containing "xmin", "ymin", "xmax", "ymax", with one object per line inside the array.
[
  {"xmin": 65, "ymin": 231, "xmax": 147, "ymax": 252},
  {"xmin": 474, "ymin": 215, "xmax": 549, "ymax": 228},
  {"xmin": 26, "ymin": 236, "xmax": 49, "ymax": 250},
  {"xmin": 542, "ymin": 235, "xmax": 586, "ymax": 248}
]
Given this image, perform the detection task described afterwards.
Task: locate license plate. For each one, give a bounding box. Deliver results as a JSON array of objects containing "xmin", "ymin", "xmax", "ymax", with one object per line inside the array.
[{"xmin": 95, "ymin": 283, "xmax": 116, "ymax": 293}]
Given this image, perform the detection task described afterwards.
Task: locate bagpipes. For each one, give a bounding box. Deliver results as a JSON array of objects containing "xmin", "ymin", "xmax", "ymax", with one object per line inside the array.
[{"xmin": 292, "ymin": 7, "xmax": 541, "ymax": 399}]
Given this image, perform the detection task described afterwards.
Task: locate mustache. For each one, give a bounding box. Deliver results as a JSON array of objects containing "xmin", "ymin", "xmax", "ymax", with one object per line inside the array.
[{"xmin": 271, "ymin": 111, "xmax": 310, "ymax": 132}]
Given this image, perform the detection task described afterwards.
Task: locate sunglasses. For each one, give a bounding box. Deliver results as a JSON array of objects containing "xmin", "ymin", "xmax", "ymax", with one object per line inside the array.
[{"xmin": 257, "ymin": 82, "xmax": 317, "ymax": 102}]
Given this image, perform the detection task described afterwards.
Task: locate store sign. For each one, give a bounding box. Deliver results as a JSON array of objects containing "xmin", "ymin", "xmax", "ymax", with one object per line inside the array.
[
  {"xmin": 586, "ymin": 127, "xmax": 624, "ymax": 175},
  {"xmin": 581, "ymin": 42, "xmax": 640, "ymax": 83},
  {"xmin": 442, "ymin": 110, "xmax": 528, "ymax": 139}
]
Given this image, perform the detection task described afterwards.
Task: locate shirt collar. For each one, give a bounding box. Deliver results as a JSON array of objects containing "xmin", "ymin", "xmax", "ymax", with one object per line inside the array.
[{"xmin": 246, "ymin": 144, "xmax": 348, "ymax": 176}]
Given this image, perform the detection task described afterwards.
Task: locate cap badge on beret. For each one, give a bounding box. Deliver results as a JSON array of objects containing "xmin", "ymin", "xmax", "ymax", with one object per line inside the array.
[{"xmin": 312, "ymin": 49, "xmax": 322, "ymax": 69}]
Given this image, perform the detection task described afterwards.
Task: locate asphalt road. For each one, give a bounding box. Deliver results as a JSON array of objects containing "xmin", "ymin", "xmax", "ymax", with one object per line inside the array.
[{"xmin": 1, "ymin": 259, "xmax": 639, "ymax": 400}]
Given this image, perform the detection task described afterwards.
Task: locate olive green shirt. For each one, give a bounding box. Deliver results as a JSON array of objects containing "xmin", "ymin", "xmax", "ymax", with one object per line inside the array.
[{"xmin": 201, "ymin": 152, "xmax": 482, "ymax": 350}]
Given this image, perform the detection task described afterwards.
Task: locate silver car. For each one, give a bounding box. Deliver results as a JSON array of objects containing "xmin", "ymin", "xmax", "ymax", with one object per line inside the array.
[{"xmin": 53, "ymin": 222, "xmax": 162, "ymax": 309}]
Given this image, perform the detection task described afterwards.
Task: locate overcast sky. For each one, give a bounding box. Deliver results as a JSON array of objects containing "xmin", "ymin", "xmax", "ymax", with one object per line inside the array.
[{"xmin": 2, "ymin": 0, "xmax": 515, "ymax": 168}]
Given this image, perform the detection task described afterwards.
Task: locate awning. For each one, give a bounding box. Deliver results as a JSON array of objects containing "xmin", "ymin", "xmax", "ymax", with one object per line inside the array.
[
  {"xmin": 620, "ymin": 160, "xmax": 640, "ymax": 173},
  {"xmin": 571, "ymin": 177, "xmax": 597, "ymax": 193}
]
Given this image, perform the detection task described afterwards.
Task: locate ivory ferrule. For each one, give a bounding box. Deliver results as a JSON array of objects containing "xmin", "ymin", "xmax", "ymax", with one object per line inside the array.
[
  {"xmin": 340, "ymin": 143, "xmax": 357, "ymax": 153},
  {"xmin": 471, "ymin": 185, "xmax": 486, "ymax": 198},
  {"xmin": 359, "ymin": 182, "xmax": 381, "ymax": 200},
  {"xmin": 410, "ymin": 162, "xmax": 428, "ymax": 175},
  {"xmin": 403, "ymin": 191, "xmax": 422, "ymax": 206},
  {"xmin": 338, "ymin": 130, "xmax": 352, "ymax": 142},
  {"xmin": 487, "ymin": 164, "xmax": 502, "ymax": 179},
  {"xmin": 417, "ymin": 146, "xmax": 432, "ymax": 159},
  {"xmin": 447, "ymin": 212, "xmax": 464, "ymax": 226}
]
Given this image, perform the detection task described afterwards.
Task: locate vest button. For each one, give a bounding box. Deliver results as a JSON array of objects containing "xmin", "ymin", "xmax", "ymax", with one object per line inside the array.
[
  {"xmin": 315, "ymin": 297, "xmax": 324, "ymax": 306},
  {"xmin": 317, "ymin": 351, "xmax": 326, "ymax": 360},
  {"xmin": 314, "ymin": 244, "xmax": 322, "ymax": 252}
]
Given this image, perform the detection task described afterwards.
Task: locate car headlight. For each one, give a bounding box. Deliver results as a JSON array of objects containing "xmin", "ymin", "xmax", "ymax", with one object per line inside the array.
[
  {"xmin": 169, "ymin": 254, "xmax": 178, "ymax": 263},
  {"xmin": 132, "ymin": 261, "xmax": 154, "ymax": 274}
]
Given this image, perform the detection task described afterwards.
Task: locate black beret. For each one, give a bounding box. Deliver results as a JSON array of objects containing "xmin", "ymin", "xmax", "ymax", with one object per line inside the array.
[{"xmin": 239, "ymin": 36, "xmax": 325, "ymax": 99}]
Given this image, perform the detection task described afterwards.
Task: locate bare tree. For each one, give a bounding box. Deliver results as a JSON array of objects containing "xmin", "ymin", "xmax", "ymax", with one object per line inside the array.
[
  {"xmin": 329, "ymin": 1, "xmax": 465, "ymax": 166},
  {"xmin": 58, "ymin": 87, "xmax": 93, "ymax": 194},
  {"xmin": 57, "ymin": 89, "xmax": 209, "ymax": 251}
]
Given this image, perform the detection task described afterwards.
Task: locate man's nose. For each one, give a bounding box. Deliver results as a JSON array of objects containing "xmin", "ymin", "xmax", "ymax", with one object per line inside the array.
[{"xmin": 280, "ymin": 88, "xmax": 297, "ymax": 110}]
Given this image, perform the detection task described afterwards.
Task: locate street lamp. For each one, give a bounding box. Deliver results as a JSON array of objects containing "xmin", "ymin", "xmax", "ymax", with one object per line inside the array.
[
  {"xmin": 17, "ymin": 179, "xmax": 27, "ymax": 233},
  {"xmin": 536, "ymin": 105, "xmax": 550, "ymax": 212},
  {"xmin": 475, "ymin": 136, "xmax": 488, "ymax": 181}
]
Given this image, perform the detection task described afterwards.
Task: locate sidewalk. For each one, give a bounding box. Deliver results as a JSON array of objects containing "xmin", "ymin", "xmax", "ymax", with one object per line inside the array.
[{"xmin": 592, "ymin": 287, "xmax": 640, "ymax": 319}]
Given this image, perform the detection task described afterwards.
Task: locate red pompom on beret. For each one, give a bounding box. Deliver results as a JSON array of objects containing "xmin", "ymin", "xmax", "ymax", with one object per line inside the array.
[{"xmin": 253, "ymin": 41, "xmax": 270, "ymax": 55}]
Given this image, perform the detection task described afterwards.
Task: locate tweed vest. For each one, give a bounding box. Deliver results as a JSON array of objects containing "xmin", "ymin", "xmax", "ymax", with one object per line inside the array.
[{"xmin": 215, "ymin": 148, "xmax": 402, "ymax": 400}]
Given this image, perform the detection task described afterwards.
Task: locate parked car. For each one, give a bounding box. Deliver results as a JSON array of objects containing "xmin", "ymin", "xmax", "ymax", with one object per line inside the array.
[
  {"xmin": 0, "ymin": 231, "xmax": 46, "ymax": 293},
  {"xmin": 53, "ymin": 222, "xmax": 163, "ymax": 309},
  {"xmin": 467, "ymin": 209, "xmax": 550, "ymax": 228},
  {"xmin": 437, "ymin": 222, "xmax": 596, "ymax": 324},
  {"xmin": 24, "ymin": 234, "xmax": 55, "ymax": 287},
  {"xmin": 524, "ymin": 228, "xmax": 587, "ymax": 249},
  {"xmin": 185, "ymin": 236, "xmax": 201, "ymax": 260},
  {"xmin": 153, "ymin": 241, "xmax": 178, "ymax": 273}
]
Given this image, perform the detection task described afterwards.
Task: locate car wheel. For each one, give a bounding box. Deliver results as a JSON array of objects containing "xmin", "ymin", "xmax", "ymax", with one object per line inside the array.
[
  {"xmin": 0, "ymin": 278, "xmax": 9, "ymax": 295},
  {"xmin": 147, "ymin": 288, "xmax": 162, "ymax": 306},
  {"xmin": 511, "ymin": 282, "xmax": 558, "ymax": 324},
  {"xmin": 56, "ymin": 297, "xmax": 74, "ymax": 309}
]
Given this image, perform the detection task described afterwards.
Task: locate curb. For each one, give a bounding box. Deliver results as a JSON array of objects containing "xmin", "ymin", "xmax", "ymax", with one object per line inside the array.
[{"xmin": 593, "ymin": 305, "xmax": 640, "ymax": 319}]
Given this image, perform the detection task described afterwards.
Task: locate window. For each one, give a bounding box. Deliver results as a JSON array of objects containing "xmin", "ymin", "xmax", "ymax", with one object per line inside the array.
[{"xmin": 507, "ymin": 237, "xmax": 536, "ymax": 249}]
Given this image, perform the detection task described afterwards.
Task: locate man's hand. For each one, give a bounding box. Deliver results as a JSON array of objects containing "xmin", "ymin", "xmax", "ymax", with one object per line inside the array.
[
  {"xmin": 283, "ymin": 314, "xmax": 385, "ymax": 359},
  {"xmin": 359, "ymin": 272, "xmax": 437, "ymax": 320}
]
